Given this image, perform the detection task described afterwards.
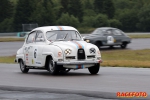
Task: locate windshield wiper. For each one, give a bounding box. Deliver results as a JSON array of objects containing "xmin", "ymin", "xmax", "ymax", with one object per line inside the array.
[{"xmin": 63, "ymin": 33, "xmax": 68, "ymax": 39}]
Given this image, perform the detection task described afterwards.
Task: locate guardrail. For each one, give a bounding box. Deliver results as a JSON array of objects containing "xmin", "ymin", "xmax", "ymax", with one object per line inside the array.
[{"xmin": 0, "ymin": 32, "xmax": 29, "ymax": 37}]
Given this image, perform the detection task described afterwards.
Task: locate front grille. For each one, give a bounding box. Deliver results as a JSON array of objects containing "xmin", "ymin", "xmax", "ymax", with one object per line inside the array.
[
  {"xmin": 66, "ymin": 56, "xmax": 75, "ymax": 60},
  {"xmin": 87, "ymin": 55, "xmax": 95, "ymax": 59},
  {"xmin": 77, "ymin": 49, "xmax": 85, "ymax": 60}
]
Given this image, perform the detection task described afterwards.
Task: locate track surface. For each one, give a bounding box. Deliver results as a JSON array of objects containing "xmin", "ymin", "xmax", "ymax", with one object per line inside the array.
[
  {"xmin": 0, "ymin": 39, "xmax": 150, "ymax": 99},
  {"xmin": 0, "ymin": 64, "xmax": 150, "ymax": 100},
  {"xmin": 0, "ymin": 38, "xmax": 150, "ymax": 56}
]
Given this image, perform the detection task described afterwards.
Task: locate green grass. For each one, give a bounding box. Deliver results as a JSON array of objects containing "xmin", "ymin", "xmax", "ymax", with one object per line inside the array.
[
  {"xmin": 129, "ymin": 34, "xmax": 150, "ymax": 38},
  {"xmin": 101, "ymin": 49, "xmax": 150, "ymax": 68},
  {"xmin": 0, "ymin": 38, "xmax": 24, "ymax": 42},
  {"xmin": 1, "ymin": 49, "xmax": 150, "ymax": 68},
  {"xmin": 0, "ymin": 56, "xmax": 15, "ymax": 63}
]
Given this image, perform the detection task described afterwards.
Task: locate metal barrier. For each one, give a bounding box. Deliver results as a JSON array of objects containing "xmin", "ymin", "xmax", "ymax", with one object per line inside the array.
[{"xmin": 17, "ymin": 32, "xmax": 29, "ymax": 37}]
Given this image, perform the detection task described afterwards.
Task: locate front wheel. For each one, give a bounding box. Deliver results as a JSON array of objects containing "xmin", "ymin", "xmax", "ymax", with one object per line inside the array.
[
  {"xmin": 48, "ymin": 58, "xmax": 60, "ymax": 75},
  {"xmin": 88, "ymin": 63, "xmax": 100, "ymax": 74},
  {"xmin": 19, "ymin": 60, "xmax": 29, "ymax": 73},
  {"xmin": 95, "ymin": 42, "xmax": 101, "ymax": 49},
  {"xmin": 120, "ymin": 43, "xmax": 127, "ymax": 49}
]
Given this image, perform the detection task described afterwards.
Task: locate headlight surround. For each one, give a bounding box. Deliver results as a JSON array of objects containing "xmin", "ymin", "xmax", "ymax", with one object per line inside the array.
[
  {"xmin": 89, "ymin": 48, "xmax": 96, "ymax": 54},
  {"xmin": 64, "ymin": 49, "xmax": 72, "ymax": 55},
  {"xmin": 85, "ymin": 39, "xmax": 90, "ymax": 43}
]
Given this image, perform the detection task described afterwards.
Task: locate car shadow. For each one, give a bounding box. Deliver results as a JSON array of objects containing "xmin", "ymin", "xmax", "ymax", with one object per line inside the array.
[
  {"xmin": 99, "ymin": 46, "xmax": 130, "ymax": 51},
  {"xmin": 18, "ymin": 70, "xmax": 100, "ymax": 77}
]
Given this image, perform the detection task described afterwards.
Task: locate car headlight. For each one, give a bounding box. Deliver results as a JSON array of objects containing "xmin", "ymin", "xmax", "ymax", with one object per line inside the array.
[
  {"xmin": 64, "ymin": 49, "xmax": 72, "ymax": 55},
  {"xmin": 89, "ymin": 48, "xmax": 96, "ymax": 54},
  {"xmin": 85, "ymin": 39, "xmax": 90, "ymax": 43}
]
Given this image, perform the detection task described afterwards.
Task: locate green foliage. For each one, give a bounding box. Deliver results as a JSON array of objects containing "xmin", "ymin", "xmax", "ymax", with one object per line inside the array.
[
  {"xmin": 137, "ymin": 4, "xmax": 150, "ymax": 31},
  {"xmin": 103, "ymin": 0, "xmax": 115, "ymax": 18},
  {"xmin": 56, "ymin": 13, "xmax": 80, "ymax": 28},
  {"xmin": 0, "ymin": 0, "xmax": 13, "ymax": 22},
  {"xmin": 108, "ymin": 19, "xmax": 122, "ymax": 29},
  {"xmin": 13, "ymin": 0, "xmax": 33, "ymax": 31},
  {"xmin": 68, "ymin": 0, "xmax": 83, "ymax": 22},
  {"xmin": 0, "ymin": 18, "xmax": 14, "ymax": 32},
  {"xmin": 30, "ymin": 0, "xmax": 55, "ymax": 26},
  {"xmin": 93, "ymin": 14, "xmax": 109, "ymax": 28},
  {"xmin": 1, "ymin": 0, "xmax": 150, "ymax": 32},
  {"xmin": 0, "ymin": 0, "xmax": 14, "ymax": 32},
  {"xmin": 94, "ymin": 0, "xmax": 115, "ymax": 18},
  {"xmin": 116, "ymin": 9, "xmax": 139, "ymax": 32}
]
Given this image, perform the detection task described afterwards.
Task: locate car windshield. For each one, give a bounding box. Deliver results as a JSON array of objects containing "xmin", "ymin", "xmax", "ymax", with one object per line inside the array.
[{"xmin": 46, "ymin": 30, "xmax": 82, "ymax": 41}]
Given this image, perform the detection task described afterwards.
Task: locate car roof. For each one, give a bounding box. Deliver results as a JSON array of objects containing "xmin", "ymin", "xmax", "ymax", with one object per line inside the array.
[
  {"xmin": 32, "ymin": 26, "xmax": 78, "ymax": 33},
  {"xmin": 97, "ymin": 27, "xmax": 117, "ymax": 30}
]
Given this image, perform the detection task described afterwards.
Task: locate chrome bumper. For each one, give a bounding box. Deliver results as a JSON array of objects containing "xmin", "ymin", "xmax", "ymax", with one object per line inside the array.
[{"xmin": 57, "ymin": 60, "xmax": 102, "ymax": 65}]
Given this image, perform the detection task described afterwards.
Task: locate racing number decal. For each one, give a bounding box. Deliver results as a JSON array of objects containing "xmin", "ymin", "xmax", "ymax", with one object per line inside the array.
[
  {"xmin": 34, "ymin": 49, "xmax": 37, "ymax": 58},
  {"xmin": 107, "ymin": 36, "xmax": 114, "ymax": 44}
]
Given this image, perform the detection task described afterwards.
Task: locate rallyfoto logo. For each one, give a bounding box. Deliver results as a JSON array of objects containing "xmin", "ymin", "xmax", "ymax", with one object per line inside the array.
[{"xmin": 117, "ymin": 92, "xmax": 148, "ymax": 98}]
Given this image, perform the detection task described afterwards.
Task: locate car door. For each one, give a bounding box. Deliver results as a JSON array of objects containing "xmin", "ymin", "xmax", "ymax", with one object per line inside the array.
[
  {"xmin": 31, "ymin": 30, "xmax": 46, "ymax": 67},
  {"xmin": 112, "ymin": 29, "xmax": 123, "ymax": 44},
  {"xmin": 24, "ymin": 31, "xmax": 37, "ymax": 66}
]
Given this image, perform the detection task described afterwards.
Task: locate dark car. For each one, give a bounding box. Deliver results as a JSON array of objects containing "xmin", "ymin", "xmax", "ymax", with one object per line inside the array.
[{"xmin": 83, "ymin": 27, "xmax": 131, "ymax": 49}]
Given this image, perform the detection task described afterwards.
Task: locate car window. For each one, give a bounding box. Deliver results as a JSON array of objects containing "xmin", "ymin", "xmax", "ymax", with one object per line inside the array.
[
  {"xmin": 92, "ymin": 29, "xmax": 103, "ymax": 35},
  {"xmin": 35, "ymin": 30, "xmax": 45, "ymax": 42},
  {"xmin": 46, "ymin": 30, "xmax": 82, "ymax": 41},
  {"xmin": 26, "ymin": 31, "xmax": 37, "ymax": 44},
  {"xmin": 103, "ymin": 29, "xmax": 113, "ymax": 36},
  {"xmin": 112, "ymin": 29, "xmax": 124, "ymax": 36}
]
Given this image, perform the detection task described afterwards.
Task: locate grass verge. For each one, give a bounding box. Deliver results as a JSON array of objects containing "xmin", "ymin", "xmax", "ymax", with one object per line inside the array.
[
  {"xmin": 0, "ymin": 49, "xmax": 150, "ymax": 68},
  {"xmin": 129, "ymin": 34, "xmax": 150, "ymax": 38},
  {"xmin": 0, "ymin": 55, "xmax": 15, "ymax": 63},
  {"xmin": 0, "ymin": 38, "xmax": 24, "ymax": 42},
  {"xmin": 101, "ymin": 49, "xmax": 150, "ymax": 68}
]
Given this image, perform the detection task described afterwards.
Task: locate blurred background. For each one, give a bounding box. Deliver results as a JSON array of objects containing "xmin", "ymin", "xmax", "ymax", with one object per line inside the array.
[{"xmin": 0, "ymin": 0, "xmax": 150, "ymax": 33}]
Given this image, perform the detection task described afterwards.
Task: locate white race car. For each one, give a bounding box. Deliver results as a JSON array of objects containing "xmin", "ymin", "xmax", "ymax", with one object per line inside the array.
[{"xmin": 15, "ymin": 26, "xmax": 102, "ymax": 75}]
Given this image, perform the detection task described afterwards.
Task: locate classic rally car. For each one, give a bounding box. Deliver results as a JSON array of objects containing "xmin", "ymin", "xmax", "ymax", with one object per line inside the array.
[
  {"xmin": 83, "ymin": 27, "xmax": 131, "ymax": 49},
  {"xmin": 15, "ymin": 26, "xmax": 102, "ymax": 75}
]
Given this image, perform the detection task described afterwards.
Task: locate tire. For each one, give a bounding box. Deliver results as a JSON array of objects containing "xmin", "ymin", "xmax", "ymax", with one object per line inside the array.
[
  {"xmin": 95, "ymin": 42, "xmax": 101, "ymax": 49},
  {"xmin": 109, "ymin": 45, "xmax": 114, "ymax": 48},
  {"xmin": 19, "ymin": 60, "xmax": 29, "ymax": 73},
  {"xmin": 121, "ymin": 43, "xmax": 127, "ymax": 49},
  {"xmin": 88, "ymin": 63, "xmax": 100, "ymax": 74},
  {"xmin": 48, "ymin": 58, "xmax": 60, "ymax": 75}
]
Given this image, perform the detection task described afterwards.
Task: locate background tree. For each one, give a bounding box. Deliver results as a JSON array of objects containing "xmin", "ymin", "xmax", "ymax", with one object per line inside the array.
[
  {"xmin": 0, "ymin": 0, "xmax": 14, "ymax": 32},
  {"xmin": 60, "ymin": 0, "xmax": 70, "ymax": 13},
  {"xmin": 13, "ymin": 0, "xmax": 33, "ymax": 31},
  {"xmin": 68, "ymin": 0, "xmax": 83, "ymax": 22},
  {"xmin": 103, "ymin": 0, "xmax": 115, "ymax": 18},
  {"xmin": 137, "ymin": 4, "xmax": 150, "ymax": 31},
  {"xmin": 94, "ymin": 0, "xmax": 105, "ymax": 13},
  {"xmin": 57, "ymin": 13, "xmax": 80, "ymax": 28},
  {"xmin": 31, "ymin": 0, "xmax": 55, "ymax": 26}
]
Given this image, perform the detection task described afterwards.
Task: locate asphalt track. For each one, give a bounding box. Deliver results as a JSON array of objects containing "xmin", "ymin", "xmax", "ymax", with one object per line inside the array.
[
  {"xmin": 0, "ymin": 38, "xmax": 150, "ymax": 56},
  {"xmin": 0, "ymin": 39, "xmax": 150, "ymax": 100},
  {"xmin": 0, "ymin": 64, "xmax": 150, "ymax": 100}
]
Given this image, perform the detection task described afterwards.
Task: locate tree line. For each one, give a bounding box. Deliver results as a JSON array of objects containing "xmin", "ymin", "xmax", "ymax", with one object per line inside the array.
[{"xmin": 0, "ymin": 0, "xmax": 150, "ymax": 33}]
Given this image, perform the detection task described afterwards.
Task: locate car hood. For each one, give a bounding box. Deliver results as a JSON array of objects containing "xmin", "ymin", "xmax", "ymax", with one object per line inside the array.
[
  {"xmin": 83, "ymin": 34, "xmax": 98, "ymax": 39},
  {"xmin": 52, "ymin": 41, "xmax": 97, "ymax": 55}
]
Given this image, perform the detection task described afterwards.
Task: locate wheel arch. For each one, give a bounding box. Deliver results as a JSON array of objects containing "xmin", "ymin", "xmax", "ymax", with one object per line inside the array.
[
  {"xmin": 45, "ymin": 55, "xmax": 53, "ymax": 70},
  {"xmin": 18, "ymin": 58, "xmax": 23, "ymax": 63}
]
